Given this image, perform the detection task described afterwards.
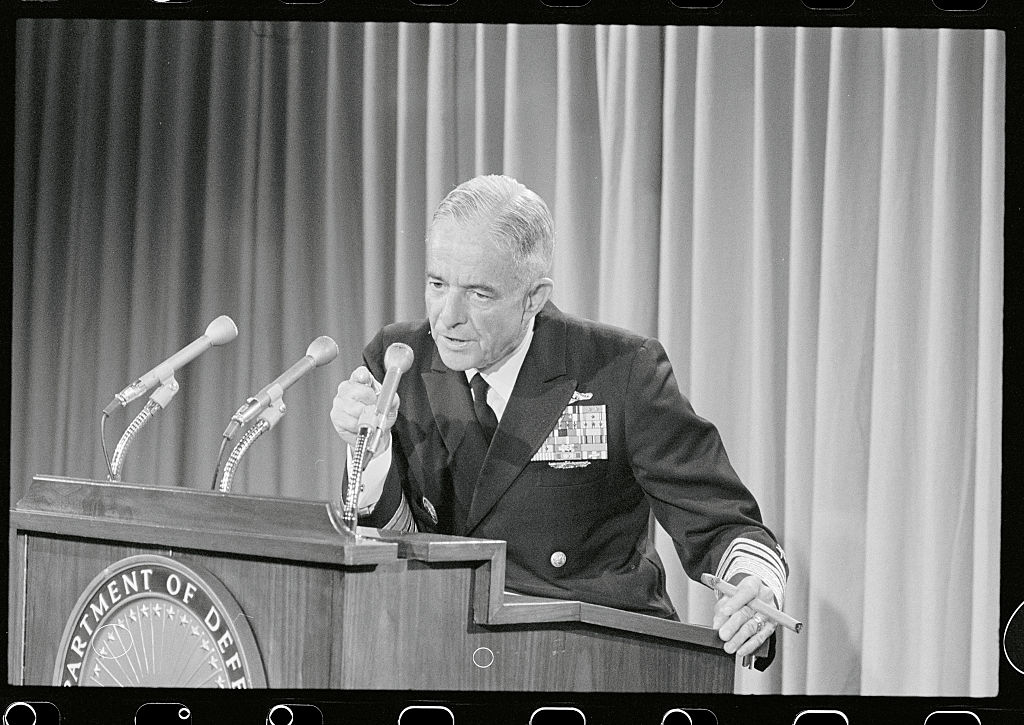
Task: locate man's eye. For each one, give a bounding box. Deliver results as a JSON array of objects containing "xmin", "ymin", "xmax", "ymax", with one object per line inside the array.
[
  {"xmin": 471, "ymin": 290, "xmax": 492, "ymax": 302},
  {"xmin": 427, "ymin": 280, "xmax": 444, "ymax": 290}
]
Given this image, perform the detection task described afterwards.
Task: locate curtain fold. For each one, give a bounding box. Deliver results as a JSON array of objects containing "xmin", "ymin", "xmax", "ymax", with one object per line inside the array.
[
  {"xmin": 920, "ymin": 28, "xmax": 986, "ymax": 695},
  {"xmin": 553, "ymin": 24, "xmax": 601, "ymax": 318},
  {"xmin": 596, "ymin": 25, "xmax": 663, "ymax": 335},
  {"xmin": 779, "ymin": 25, "xmax": 830, "ymax": 694},
  {"xmin": 860, "ymin": 27, "xmax": 938, "ymax": 696},
  {"xmin": 393, "ymin": 23, "xmax": 429, "ymax": 322},
  {"xmin": 972, "ymin": 28, "xmax": 1004, "ymax": 696},
  {"xmin": 12, "ymin": 19, "xmax": 1002, "ymax": 696},
  {"xmin": 503, "ymin": 25, "xmax": 558, "ymax": 208},
  {"xmin": 655, "ymin": 23, "xmax": 699, "ymax": 634},
  {"xmin": 359, "ymin": 22, "xmax": 397, "ymax": 337}
]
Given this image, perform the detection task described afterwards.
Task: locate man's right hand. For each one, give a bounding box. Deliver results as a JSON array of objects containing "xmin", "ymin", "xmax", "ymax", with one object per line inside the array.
[{"xmin": 330, "ymin": 366, "xmax": 400, "ymax": 450}]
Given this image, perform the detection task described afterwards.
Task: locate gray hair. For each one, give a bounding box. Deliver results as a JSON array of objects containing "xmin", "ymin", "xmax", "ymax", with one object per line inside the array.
[{"xmin": 427, "ymin": 175, "xmax": 554, "ymax": 287}]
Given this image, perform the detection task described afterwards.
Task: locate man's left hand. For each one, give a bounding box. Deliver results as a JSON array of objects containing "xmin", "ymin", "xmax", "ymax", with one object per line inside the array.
[{"xmin": 711, "ymin": 574, "xmax": 776, "ymax": 658}]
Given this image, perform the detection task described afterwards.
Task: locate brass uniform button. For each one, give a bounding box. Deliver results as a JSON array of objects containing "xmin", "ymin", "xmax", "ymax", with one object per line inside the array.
[{"xmin": 550, "ymin": 551, "xmax": 566, "ymax": 568}]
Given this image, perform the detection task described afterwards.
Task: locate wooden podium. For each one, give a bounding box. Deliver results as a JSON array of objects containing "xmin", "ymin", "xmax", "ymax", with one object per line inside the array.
[{"xmin": 10, "ymin": 475, "xmax": 737, "ymax": 691}]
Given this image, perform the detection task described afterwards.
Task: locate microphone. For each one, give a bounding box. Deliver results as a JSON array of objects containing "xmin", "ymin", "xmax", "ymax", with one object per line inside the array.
[
  {"xmin": 223, "ymin": 335, "xmax": 339, "ymax": 439},
  {"xmin": 363, "ymin": 342, "xmax": 415, "ymax": 460},
  {"xmin": 104, "ymin": 315, "xmax": 238, "ymax": 415}
]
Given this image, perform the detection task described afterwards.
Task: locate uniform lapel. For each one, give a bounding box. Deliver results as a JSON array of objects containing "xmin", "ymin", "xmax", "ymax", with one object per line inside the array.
[
  {"xmin": 423, "ymin": 343, "xmax": 494, "ymax": 530},
  {"xmin": 464, "ymin": 305, "xmax": 577, "ymax": 534},
  {"xmin": 422, "ymin": 344, "xmax": 473, "ymax": 457}
]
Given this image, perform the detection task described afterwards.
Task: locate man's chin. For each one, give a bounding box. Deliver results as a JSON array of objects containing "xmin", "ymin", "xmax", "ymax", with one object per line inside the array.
[{"xmin": 436, "ymin": 344, "xmax": 476, "ymax": 372}]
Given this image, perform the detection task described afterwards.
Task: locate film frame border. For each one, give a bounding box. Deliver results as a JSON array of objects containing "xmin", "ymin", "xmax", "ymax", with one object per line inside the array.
[{"xmin": 0, "ymin": 0, "xmax": 1021, "ymax": 723}]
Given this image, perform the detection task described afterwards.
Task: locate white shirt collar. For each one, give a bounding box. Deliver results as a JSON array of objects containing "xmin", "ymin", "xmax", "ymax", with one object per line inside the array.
[{"xmin": 465, "ymin": 316, "xmax": 535, "ymax": 419}]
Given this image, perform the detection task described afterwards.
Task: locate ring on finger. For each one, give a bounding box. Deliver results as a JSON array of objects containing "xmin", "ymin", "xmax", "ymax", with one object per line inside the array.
[{"xmin": 751, "ymin": 613, "xmax": 767, "ymax": 633}]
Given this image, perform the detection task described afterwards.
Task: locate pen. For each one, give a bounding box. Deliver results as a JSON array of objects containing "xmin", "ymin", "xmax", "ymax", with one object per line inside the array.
[{"xmin": 701, "ymin": 573, "xmax": 805, "ymax": 634}]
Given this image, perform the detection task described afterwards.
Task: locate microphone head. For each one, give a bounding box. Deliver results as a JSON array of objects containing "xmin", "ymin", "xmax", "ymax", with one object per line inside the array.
[
  {"xmin": 307, "ymin": 336, "xmax": 339, "ymax": 367},
  {"xmin": 384, "ymin": 342, "xmax": 415, "ymax": 373},
  {"xmin": 205, "ymin": 315, "xmax": 239, "ymax": 346}
]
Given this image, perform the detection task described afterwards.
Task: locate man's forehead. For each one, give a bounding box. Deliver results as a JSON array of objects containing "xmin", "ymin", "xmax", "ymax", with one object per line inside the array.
[
  {"xmin": 427, "ymin": 223, "xmax": 507, "ymax": 265},
  {"xmin": 426, "ymin": 248, "xmax": 504, "ymax": 282},
  {"xmin": 426, "ymin": 228, "xmax": 519, "ymax": 290}
]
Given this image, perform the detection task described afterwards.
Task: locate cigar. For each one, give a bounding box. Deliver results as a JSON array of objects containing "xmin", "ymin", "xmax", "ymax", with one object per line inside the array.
[{"xmin": 701, "ymin": 573, "xmax": 804, "ymax": 634}]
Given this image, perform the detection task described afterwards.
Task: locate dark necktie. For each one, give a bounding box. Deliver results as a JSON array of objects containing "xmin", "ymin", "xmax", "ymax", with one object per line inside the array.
[{"xmin": 470, "ymin": 373, "xmax": 498, "ymax": 443}]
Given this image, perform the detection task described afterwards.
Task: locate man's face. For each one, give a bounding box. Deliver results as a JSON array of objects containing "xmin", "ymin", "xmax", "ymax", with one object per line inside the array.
[{"xmin": 425, "ymin": 218, "xmax": 535, "ymax": 373}]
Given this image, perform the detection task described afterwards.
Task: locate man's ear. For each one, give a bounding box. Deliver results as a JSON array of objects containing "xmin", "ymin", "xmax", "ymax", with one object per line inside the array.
[{"xmin": 523, "ymin": 277, "xmax": 553, "ymax": 319}]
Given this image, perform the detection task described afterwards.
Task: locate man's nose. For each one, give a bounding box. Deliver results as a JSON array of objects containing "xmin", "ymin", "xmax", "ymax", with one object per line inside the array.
[{"xmin": 438, "ymin": 290, "xmax": 467, "ymax": 327}]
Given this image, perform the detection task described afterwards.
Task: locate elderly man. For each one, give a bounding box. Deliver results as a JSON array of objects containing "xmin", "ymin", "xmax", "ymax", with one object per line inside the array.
[{"xmin": 331, "ymin": 174, "xmax": 788, "ymax": 668}]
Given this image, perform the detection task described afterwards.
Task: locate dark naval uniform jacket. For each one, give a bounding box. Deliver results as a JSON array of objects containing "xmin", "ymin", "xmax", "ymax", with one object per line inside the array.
[{"xmin": 358, "ymin": 302, "xmax": 784, "ymax": 620}]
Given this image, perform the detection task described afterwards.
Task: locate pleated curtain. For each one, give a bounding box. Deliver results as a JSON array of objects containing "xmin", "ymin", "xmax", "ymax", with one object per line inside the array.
[{"xmin": 12, "ymin": 19, "xmax": 1003, "ymax": 696}]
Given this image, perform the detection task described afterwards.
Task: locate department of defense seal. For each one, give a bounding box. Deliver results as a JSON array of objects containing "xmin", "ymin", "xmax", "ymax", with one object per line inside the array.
[{"xmin": 54, "ymin": 554, "xmax": 266, "ymax": 688}]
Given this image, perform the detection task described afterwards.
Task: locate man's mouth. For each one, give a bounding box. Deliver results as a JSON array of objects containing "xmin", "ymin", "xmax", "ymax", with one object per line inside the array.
[{"xmin": 436, "ymin": 331, "xmax": 476, "ymax": 351}]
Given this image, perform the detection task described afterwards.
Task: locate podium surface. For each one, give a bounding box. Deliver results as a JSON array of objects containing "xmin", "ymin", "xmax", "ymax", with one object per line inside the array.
[{"xmin": 10, "ymin": 475, "xmax": 736, "ymax": 691}]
